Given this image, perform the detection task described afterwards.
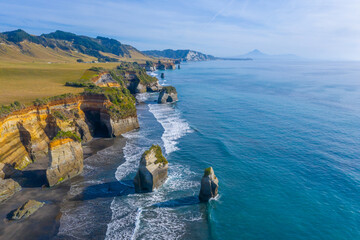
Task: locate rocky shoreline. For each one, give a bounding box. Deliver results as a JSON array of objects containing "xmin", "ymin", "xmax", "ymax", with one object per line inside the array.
[
  {"xmin": 0, "ymin": 137, "xmax": 117, "ymax": 239},
  {"xmin": 0, "ymin": 63, "xmax": 220, "ymax": 239}
]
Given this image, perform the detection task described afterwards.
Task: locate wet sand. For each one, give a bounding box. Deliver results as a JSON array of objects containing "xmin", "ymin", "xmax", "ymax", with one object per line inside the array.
[{"xmin": 0, "ymin": 137, "xmax": 116, "ymax": 240}]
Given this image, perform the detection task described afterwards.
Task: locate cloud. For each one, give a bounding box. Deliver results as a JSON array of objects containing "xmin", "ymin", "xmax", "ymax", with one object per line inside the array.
[{"xmin": 0, "ymin": 0, "xmax": 360, "ymax": 59}]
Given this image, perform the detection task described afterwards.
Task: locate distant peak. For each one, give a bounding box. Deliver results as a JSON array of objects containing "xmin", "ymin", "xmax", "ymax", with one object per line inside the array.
[
  {"xmin": 3, "ymin": 29, "xmax": 28, "ymax": 35},
  {"xmin": 250, "ymin": 49, "xmax": 261, "ymax": 53}
]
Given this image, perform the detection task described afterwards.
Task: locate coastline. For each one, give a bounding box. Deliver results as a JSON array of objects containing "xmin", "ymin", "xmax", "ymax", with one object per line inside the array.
[{"xmin": 0, "ymin": 137, "xmax": 118, "ymax": 240}]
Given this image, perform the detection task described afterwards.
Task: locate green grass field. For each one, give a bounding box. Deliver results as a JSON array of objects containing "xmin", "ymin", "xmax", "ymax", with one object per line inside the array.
[{"xmin": 0, "ymin": 61, "xmax": 121, "ymax": 105}]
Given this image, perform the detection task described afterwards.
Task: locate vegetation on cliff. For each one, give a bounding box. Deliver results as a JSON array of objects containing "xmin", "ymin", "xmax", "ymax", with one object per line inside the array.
[
  {"xmin": 53, "ymin": 130, "xmax": 82, "ymax": 142},
  {"xmin": 0, "ymin": 101, "xmax": 25, "ymax": 118},
  {"xmin": 112, "ymin": 62, "xmax": 158, "ymax": 85},
  {"xmin": 65, "ymin": 63, "xmax": 158, "ymax": 90},
  {"xmin": 142, "ymin": 145, "xmax": 168, "ymax": 165},
  {"xmin": 33, "ymin": 93, "xmax": 76, "ymax": 106},
  {"xmin": 83, "ymin": 86, "xmax": 136, "ymax": 119},
  {"xmin": 204, "ymin": 167, "xmax": 212, "ymax": 176},
  {"xmin": 162, "ymin": 86, "xmax": 177, "ymax": 94}
]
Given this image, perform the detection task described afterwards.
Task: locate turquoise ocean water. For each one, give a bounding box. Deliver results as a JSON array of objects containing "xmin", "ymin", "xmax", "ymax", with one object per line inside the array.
[{"xmin": 59, "ymin": 59, "xmax": 360, "ymax": 239}]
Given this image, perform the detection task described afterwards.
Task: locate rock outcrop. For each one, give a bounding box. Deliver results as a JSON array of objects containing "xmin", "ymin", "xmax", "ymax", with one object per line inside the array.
[
  {"xmin": 110, "ymin": 116, "xmax": 140, "ymax": 136},
  {"xmin": 0, "ymin": 178, "xmax": 21, "ymax": 203},
  {"xmin": 46, "ymin": 138, "xmax": 83, "ymax": 187},
  {"xmin": 10, "ymin": 199, "xmax": 45, "ymax": 220},
  {"xmin": 147, "ymin": 81, "xmax": 163, "ymax": 92},
  {"xmin": 134, "ymin": 145, "xmax": 168, "ymax": 193},
  {"xmin": 92, "ymin": 73, "xmax": 120, "ymax": 88},
  {"xmin": 136, "ymin": 83, "xmax": 147, "ymax": 93},
  {"xmin": 158, "ymin": 86, "xmax": 178, "ymax": 104},
  {"xmin": 199, "ymin": 167, "xmax": 219, "ymax": 202}
]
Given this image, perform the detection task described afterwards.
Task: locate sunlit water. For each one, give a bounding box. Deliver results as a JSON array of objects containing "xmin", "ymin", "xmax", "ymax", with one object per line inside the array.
[{"xmin": 60, "ymin": 59, "xmax": 360, "ymax": 240}]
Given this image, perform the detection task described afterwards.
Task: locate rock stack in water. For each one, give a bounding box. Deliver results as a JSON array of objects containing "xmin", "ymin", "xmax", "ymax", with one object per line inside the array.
[
  {"xmin": 158, "ymin": 86, "xmax": 178, "ymax": 104},
  {"xmin": 199, "ymin": 167, "xmax": 219, "ymax": 202},
  {"xmin": 46, "ymin": 137, "xmax": 83, "ymax": 187},
  {"xmin": 134, "ymin": 145, "xmax": 168, "ymax": 193}
]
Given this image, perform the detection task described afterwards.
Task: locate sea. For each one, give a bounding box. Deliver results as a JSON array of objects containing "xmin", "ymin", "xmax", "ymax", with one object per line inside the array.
[{"xmin": 57, "ymin": 59, "xmax": 360, "ymax": 240}]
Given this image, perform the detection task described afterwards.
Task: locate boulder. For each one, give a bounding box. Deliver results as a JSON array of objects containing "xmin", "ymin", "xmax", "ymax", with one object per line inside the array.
[
  {"xmin": 199, "ymin": 167, "xmax": 219, "ymax": 202},
  {"xmin": 134, "ymin": 145, "xmax": 168, "ymax": 193},
  {"xmin": 10, "ymin": 199, "xmax": 45, "ymax": 220},
  {"xmin": 0, "ymin": 178, "xmax": 21, "ymax": 203},
  {"xmin": 46, "ymin": 138, "xmax": 83, "ymax": 187},
  {"xmin": 158, "ymin": 86, "xmax": 178, "ymax": 104}
]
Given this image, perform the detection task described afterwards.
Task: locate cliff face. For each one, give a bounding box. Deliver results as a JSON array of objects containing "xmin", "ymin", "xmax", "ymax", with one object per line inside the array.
[
  {"xmin": 46, "ymin": 138, "xmax": 83, "ymax": 187},
  {"xmin": 142, "ymin": 49, "xmax": 215, "ymax": 61},
  {"xmin": 0, "ymin": 95, "xmax": 139, "ymax": 170}
]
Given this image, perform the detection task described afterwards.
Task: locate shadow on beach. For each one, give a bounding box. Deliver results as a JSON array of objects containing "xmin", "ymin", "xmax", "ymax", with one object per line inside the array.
[{"xmin": 70, "ymin": 180, "xmax": 135, "ymax": 201}]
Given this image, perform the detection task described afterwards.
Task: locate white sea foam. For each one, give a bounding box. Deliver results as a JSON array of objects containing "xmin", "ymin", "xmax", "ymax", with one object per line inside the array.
[
  {"xmin": 148, "ymin": 104, "xmax": 193, "ymax": 154},
  {"xmin": 148, "ymin": 72, "xmax": 158, "ymax": 77},
  {"xmin": 131, "ymin": 207, "xmax": 143, "ymax": 240},
  {"xmin": 105, "ymin": 103, "xmax": 196, "ymax": 240}
]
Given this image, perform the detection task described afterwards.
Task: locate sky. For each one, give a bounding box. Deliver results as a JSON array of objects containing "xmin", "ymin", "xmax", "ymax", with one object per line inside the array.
[{"xmin": 1, "ymin": 0, "xmax": 360, "ymax": 60}]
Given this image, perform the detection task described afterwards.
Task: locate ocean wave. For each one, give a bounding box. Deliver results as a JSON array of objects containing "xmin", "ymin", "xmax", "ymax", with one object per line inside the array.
[
  {"xmin": 106, "ymin": 101, "xmax": 195, "ymax": 240},
  {"xmin": 148, "ymin": 104, "xmax": 193, "ymax": 155}
]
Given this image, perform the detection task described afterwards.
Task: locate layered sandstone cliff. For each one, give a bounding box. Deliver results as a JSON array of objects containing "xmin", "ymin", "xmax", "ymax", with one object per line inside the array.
[
  {"xmin": 0, "ymin": 95, "xmax": 139, "ymax": 170},
  {"xmin": 46, "ymin": 138, "xmax": 83, "ymax": 187}
]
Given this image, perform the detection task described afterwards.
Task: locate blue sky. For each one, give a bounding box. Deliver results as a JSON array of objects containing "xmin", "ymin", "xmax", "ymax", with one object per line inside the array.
[{"xmin": 1, "ymin": 0, "xmax": 360, "ymax": 59}]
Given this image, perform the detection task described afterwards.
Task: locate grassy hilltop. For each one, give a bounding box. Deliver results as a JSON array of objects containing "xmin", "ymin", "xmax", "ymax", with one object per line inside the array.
[{"xmin": 0, "ymin": 29, "xmax": 158, "ymax": 105}]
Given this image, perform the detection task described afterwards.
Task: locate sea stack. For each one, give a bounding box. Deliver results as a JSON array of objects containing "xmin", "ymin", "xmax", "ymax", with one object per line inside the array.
[
  {"xmin": 46, "ymin": 137, "xmax": 83, "ymax": 187},
  {"xmin": 161, "ymin": 73, "xmax": 165, "ymax": 78},
  {"xmin": 158, "ymin": 86, "xmax": 178, "ymax": 104},
  {"xmin": 199, "ymin": 167, "xmax": 219, "ymax": 202},
  {"xmin": 134, "ymin": 145, "xmax": 168, "ymax": 193}
]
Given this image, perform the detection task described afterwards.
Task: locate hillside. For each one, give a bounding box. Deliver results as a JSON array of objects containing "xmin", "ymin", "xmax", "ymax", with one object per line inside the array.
[
  {"xmin": 0, "ymin": 29, "xmax": 152, "ymax": 63},
  {"xmin": 142, "ymin": 49, "xmax": 215, "ymax": 61}
]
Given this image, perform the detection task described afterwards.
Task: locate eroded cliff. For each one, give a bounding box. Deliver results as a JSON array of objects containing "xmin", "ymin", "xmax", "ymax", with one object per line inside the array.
[{"xmin": 0, "ymin": 95, "xmax": 139, "ymax": 170}]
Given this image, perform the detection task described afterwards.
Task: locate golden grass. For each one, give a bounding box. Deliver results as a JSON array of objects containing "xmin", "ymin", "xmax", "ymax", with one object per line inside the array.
[
  {"xmin": 0, "ymin": 41, "xmax": 157, "ymax": 105},
  {"xmin": 0, "ymin": 61, "xmax": 120, "ymax": 105}
]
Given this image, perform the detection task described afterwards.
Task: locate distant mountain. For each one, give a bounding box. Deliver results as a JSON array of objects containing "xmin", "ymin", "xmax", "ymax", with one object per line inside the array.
[
  {"xmin": 234, "ymin": 49, "xmax": 300, "ymax": 60},
  {"xmin": 142, "ymin": 49, "xmax": 216, "ymax": 61},
  {"xmin": 0, "ymin": 29, "xmax": 151, "ymax": 63}
]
